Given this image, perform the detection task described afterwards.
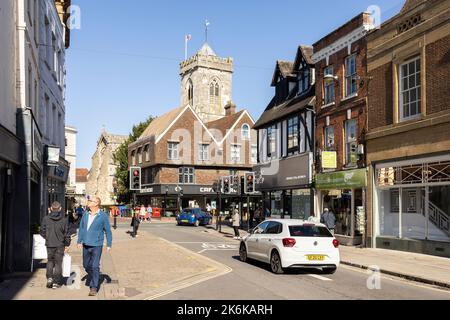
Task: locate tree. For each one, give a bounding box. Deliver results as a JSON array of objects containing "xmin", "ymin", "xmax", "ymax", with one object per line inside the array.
[{"xmin": 113, "ymin": 116, "xmax": 154, "ymax": 204}]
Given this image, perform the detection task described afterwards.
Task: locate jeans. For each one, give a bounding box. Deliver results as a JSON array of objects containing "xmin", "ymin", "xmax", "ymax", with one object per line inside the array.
[
  {"xmin": 46, "ymin": 246, "xmax": 65, "ymax": 284},
  {"xmin": 83, "ymin": 245, "xmax": 103, "ymax": 289}
]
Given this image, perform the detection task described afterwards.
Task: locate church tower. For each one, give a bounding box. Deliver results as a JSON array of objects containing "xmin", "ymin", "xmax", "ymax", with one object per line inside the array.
[{"xmin": 179, "ymin": 43, "xmax": 233, "ymax": 123}]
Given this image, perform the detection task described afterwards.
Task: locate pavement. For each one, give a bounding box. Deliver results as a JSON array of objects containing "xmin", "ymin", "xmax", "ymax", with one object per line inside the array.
[{"xmin": 0, "ymin": 219, "xmax": 448, "ymax": 300}]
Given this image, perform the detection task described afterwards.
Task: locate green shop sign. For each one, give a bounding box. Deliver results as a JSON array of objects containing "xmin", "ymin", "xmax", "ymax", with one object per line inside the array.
[{"xmin": 315, "ymin": 169, "xmax": 367, "ymax": 190}]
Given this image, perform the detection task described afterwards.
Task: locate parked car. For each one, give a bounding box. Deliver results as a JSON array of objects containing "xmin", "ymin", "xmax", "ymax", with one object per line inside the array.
[
  {"xmin": 239, "ymin": 219, "xmax": 340, "ymax": 274},
  {"xmin": 176, "ymin": 208, "xmax": 212, "ymax": 227}
]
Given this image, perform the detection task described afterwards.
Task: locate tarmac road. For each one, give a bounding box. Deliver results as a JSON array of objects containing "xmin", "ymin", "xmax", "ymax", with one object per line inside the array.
[{"xmin": 139, "ymin": 223, "xmax": 450, "ymax": 300}]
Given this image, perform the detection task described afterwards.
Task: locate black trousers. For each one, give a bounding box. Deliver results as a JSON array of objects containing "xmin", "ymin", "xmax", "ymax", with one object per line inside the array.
[
  {"xmin": 233, "ymin": 226, "xmax": 240, "ymax": 237},
  {"xmin": 46, "ymin": 246, "xmax": 65, "ymax": 284}
]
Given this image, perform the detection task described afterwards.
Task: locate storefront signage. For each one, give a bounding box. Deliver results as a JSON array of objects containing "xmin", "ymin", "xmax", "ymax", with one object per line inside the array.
[
  {"xmin": 254, "ymin": 152, "xmax": 312, "ymax": 191},
  {"xmin": 140, "ymin": 188, "xmax": 154, "ymax": 194},
  {"xmin": 322, "ymin": 151, "xmax": 337, "ymax": 169},
  {"xmin": 315, "ymin": 168, "xmax": 367, "ymax": 190}
]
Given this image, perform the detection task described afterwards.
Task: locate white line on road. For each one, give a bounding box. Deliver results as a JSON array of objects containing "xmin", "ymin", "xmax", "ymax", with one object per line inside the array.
[
  {"xmin": 308, "ymin": 274, "xmax": 333, "ymax": 281},
  {"xmin": 197, "ymin": 249, "xmax": 207, "ymax": 254}
]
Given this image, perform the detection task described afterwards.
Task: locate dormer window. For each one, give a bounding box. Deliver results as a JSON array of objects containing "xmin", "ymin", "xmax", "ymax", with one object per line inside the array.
[{"xmin": 298, "ymin": 67, "xmax": 310, "ymax": 94}]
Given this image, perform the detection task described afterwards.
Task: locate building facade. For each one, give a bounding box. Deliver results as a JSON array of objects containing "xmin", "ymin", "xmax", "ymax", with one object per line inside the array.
[
  {"xmin": 0, "ymin": 0, "xmax": 71, "ymax": 274},
  {"xmin": 75, "ymin": 168, "xmax": 88, "ymax": 206},
  {"xmin": 85, "ymin": 130, "xmax": 127, "ymax": 206},
  {"xmin": 366, "ymin": 0, "xmax": 450, "ymax": 257},
  {"xmin": 313, "ymin": 13, "xmax": 375, "ymax": 246},
  {"xmin": 129, "ymin": 43, "xmax": 258, "ymax": 213},
  {"xmin": 253, "ymin": 46, "xmax": 316, "ymax": 221}
]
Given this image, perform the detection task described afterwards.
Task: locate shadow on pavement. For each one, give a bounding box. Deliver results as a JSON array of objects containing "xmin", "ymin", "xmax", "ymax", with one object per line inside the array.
[{"xmin": 0, "ymin": 260, "xmax": 45, "ymax": 300}]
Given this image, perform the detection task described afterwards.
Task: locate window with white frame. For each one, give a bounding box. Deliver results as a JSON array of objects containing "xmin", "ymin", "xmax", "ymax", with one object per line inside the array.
[
  {"xmin": 178, "ymin": 167, "xmax": 194, "ymax": 184},
  {"xmin": 251, "ymin": 145, "xmax": 258, "ymax": 164},
  {"xmin": 324, "ymin": 126, "xmax": 335, "ymax": 151},
  {"xmin": 199, "ymin": 144, "xmax": 209, "ymax": 161},
  {"xmin": 144, "ymin": 144, "xmax": 149, "ymax": 162},
  {"xmin": 131, "ymin": 150, "xmax": 136, "ymax": 166},
  {"xmin": 324, "ymin": 66, "xmax": 335, "ymax": 105},
  {"xmin": 168, "ymin": 142, "xmax": 179, "ymax": 160},
  {"xmin": 137, "ymin": 148, "xmax": 142, "ymax": 164},
  {"xmin": 345, "ymin": 119, "xmax": 358, "ymax": 166},
  {"xmin": 241, "ymin": 124, "xmax": 250, "ymax": 140},
  {"xmin": 231, "ymin": 145, "xmax": 241, "ymax": 162},
  {"xmin": 345, "ymin": 54, "xmax": 357, "ymax": 97},
  {"xmin": 400, "ymin": 57, "xmax": 421, "ymax": 121},
  {"xmin": 267, "ymin": 125, "xmax": 277, "ymax": 157},
  {"xmin": 287, "ymin": 116, "xmax": 299, "ymax": 153}
]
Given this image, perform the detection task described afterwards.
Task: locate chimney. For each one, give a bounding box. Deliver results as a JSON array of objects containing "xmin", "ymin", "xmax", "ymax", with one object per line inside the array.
[{"xmin": 224, "ymin": 101, "xmax": 236, "ymax": 116}]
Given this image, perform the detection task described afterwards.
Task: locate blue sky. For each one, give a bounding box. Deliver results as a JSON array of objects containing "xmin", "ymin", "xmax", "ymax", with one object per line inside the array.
[{"xmin": 66, "ymin": 0, "xmax": 406, "ymax": 168}]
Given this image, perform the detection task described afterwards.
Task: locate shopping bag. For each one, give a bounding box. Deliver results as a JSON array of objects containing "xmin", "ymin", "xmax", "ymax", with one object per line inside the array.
[
  {"xmin": 62, "ymin": 253, "xmax": 72, "ymax": 277},
  {"xmin": 32, "ymin": 234, "xmax": 47, "ymax": 260}
]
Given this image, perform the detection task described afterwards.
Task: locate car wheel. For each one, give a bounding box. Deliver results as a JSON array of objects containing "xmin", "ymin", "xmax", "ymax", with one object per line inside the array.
[
  {"xmin": 239, "ymin": 243, "xmax": 247, "ymax": 263},
  {"xmin": 194, "ymin": 220, "xmax": 200, "ymax": 227},
  {"xmin": 322, "ymin": 267, "xmax": 337, "ymax": 274},
  {"xmin": 270, "ymin": 251, "xmax": 284, "ymax": 274}
]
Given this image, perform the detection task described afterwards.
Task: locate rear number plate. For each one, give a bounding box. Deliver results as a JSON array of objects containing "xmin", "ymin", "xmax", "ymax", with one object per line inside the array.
[
  {"xmin": 306, "ymin": 255, "xmax": 325, "ymax": 261},
  {"xmin": 182, "ymin": 220, "xmax": 188, "ymax": 223}
]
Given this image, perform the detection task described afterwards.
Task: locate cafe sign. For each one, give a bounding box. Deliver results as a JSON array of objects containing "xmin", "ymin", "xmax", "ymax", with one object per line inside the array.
[
  {"xmin": 322, "ymin": 151, "xmax": 337, "ymax": 169},
  {"xmin": 315, "ymin": 168, "xmax": 367, "ymax": 190}
]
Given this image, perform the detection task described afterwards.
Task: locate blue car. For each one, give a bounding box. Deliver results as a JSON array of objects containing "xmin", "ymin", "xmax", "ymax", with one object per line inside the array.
[{"xmin": 176, "ymin": 208, "xmax": 212, "ymax": 227}]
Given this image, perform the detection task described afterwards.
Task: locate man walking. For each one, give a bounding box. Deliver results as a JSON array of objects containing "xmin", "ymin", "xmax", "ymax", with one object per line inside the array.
[
  {"xmin": 40, "ymin": 201, "xmax": 71, "ymax": 289},
  {"xmin": 146, "ymin": 204, "xmax": 152, "ymax": 222},
  {"xmin": 320, "ymin": 208, "xmax": 336, "ymax": 235},
  {"xmin": 232, "ymin": 205, "xmax": 241, "ymax": 239},
  {"xmin": 77, "ymin": 196, "xmax": 112, "ymax": 296}
]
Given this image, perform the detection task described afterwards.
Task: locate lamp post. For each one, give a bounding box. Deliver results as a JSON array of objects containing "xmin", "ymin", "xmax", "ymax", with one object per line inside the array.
[{"xmin": 112, "ymin": 195, "xmax": 118, "ymax": 230}]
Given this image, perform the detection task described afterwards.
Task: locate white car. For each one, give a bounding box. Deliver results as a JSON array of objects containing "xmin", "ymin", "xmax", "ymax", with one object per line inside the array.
[{"xmin": 239, "ymin": 219, "xmax": 340, "ymax": 274}]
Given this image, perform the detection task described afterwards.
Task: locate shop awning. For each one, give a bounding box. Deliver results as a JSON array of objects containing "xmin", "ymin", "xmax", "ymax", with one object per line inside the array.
[{"xmin": 315, "ymin": 168, "xmax": 367, "ymax": 190}]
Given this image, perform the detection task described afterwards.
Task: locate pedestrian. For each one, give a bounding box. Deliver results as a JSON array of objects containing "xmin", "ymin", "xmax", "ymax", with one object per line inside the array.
[
  {"xmin": 131, "ymin": 211, "xmax": 140, "ymax": 237},
  {"xmin": 68, "ymin": 210, "xmax": 81, "ymax": 237},
  {"xmin": 139, "ymin": 204, "xmax": 146, "ymax": 222},
  {"xmin": 40, "ymin": 201, "xmax": 71, "ymax": 289},
  {"xmin": 206, "ymin": 203, "xmax": 211, "ymax": 214},
  {"xmin": 254, "ymin": 207, "xmax": 261, "ymax": 226},
  {"xmin": 232, "ymin": 206, "xmax": 241, "ymax": 239},
  {"xmin": 320, "ymin": 208, "xmax": 336, "ymax": 235},
  {"xmin": 146, "ymin": 204, "xmax": 152, "ymax": 223},
  {"xmin": 75, "ymin": 204, "xmax": 84, "ymax": 217},
  {"xmin": 77, "ymin": 196, "xmax": 112, "ymax": 296},
  {"xmin": 249, "ymin": 208, "xmax": 254, "ymax": 229}
]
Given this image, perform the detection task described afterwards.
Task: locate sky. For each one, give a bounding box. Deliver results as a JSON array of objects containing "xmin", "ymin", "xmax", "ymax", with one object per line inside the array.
[{"xmin": 66, "ymin": 0, "xmax": 406, "ymax": 169}]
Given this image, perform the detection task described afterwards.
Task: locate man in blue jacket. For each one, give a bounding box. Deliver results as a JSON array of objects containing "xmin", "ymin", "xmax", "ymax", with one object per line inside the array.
[{"xmin": 77, "ymin": 196, "xmax": 112, "ymax": 296}]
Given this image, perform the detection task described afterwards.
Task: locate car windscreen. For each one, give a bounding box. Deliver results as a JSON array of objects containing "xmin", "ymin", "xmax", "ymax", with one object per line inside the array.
[{"xmin": 289, "ymin": 225, "xmax": 333, "ymax": 237}]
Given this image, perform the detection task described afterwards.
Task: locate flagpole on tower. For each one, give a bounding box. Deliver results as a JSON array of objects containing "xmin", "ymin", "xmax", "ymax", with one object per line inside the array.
[{"xmin": 184, "ymin": 34, "xmax": 191, "ymax": 60}]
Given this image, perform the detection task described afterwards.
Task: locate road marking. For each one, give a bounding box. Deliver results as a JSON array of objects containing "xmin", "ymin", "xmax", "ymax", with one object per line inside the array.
[
  {"xmin": 307, "ymin": 274, "xmax": 333, "ymax": 281},
  {"xmin": 197, "ymin": 249, "xmax": 207, "ymax": 254}
]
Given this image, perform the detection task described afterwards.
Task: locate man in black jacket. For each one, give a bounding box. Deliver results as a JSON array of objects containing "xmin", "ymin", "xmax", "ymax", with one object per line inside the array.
[{"xmin": 40, "ymin": 201, "xmax": 71, "ymax": 289}]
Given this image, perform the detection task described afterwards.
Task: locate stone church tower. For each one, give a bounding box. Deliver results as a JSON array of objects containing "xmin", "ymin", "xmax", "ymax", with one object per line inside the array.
[{"xmin": 179, "ymin": 43, "xmax": 233, "ymax": 123}]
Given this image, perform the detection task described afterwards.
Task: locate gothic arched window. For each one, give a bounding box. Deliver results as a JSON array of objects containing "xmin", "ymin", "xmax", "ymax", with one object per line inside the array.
[
  {"xmin": 187, "ymin": 80, "xmax": 193, "ymax": 106},
  {"xmin": 209, "ymin": 79, "xmax": 220, "ymax": 112}
]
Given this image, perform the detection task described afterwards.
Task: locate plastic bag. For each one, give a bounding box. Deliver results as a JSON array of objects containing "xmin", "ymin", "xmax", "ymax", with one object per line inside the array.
[{"xmin": 62, "ymin": 253, "xmax": 71, "ymax": 277}]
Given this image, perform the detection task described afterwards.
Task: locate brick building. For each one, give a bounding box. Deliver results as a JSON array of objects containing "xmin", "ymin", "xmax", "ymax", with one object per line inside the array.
[
  {"xmin": 312, "ymin": 12, "xmax": 375, "ymax": 246},
  {"xmin": 366, "ymin": 0, "xmax": 450, "ymax": 257},
  {"xmin": 129, "ymin": 43, "xmax": 258, "ymax": 213}
]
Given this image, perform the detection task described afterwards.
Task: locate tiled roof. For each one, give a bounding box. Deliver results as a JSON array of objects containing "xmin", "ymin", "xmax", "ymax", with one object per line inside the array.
[
  {"xmin": 400, "ymin": 0, "xmax": 427, "ymax": 14},
  {"xmin": 271, "ymin": 60, "xmax": 295, "ymax": 86},
  {"xmin": 76, "ymin": 168, "xmax": 89, "ymax": 183},
  {"xmin": 294, "ymin": 45, "xmax": 314, "ymax": 68},
  {"xmin": 138, "ymin": 105, "xmax": 187, "ymax": 141},
  {"xmin": 253, "ymin": 95, "xmax": 316, "ymax": 129},
  {"xmin": 205, "ymin": 110, "xmax": 246, "ymax": 141}
]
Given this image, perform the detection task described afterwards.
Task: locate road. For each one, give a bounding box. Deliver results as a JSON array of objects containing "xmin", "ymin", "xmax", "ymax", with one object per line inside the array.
[{"xmin": 137, "ymin": 223, "xmax": 450, "ymax": 300}]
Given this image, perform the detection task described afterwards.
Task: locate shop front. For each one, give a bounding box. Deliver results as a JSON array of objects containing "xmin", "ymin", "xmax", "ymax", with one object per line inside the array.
[
  {"xmin": 255, "ymin": 152, "xmax": 314, "ymax": 220},
  {"xmin": 316, "ymin": 168, "xmax": 367, "ymax": 246},
  {"xmin": 373, "ymin": 155, "xmax": 450, "ymax": 257},
  {"xmin": 46, "ymin": 159, "xmax": 70, "ymax": 215}
]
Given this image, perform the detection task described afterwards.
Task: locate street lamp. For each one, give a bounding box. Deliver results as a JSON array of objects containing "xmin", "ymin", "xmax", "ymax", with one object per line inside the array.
[{"xmin": 112, "ymin": 195, "xmax": 118, "ymax": 230}]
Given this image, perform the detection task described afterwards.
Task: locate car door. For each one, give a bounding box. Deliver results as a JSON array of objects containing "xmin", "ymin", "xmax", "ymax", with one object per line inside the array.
[
  {"xmin": 257, "ymin": 222, "xmax": 282, "ymax": 262},
  {"xmin": 246, "ymin": 221, "xmax": 270, "ymax": 260}
]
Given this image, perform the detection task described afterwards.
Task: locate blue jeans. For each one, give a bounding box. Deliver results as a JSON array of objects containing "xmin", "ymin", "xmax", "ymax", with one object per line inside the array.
[{"xmin": 83, "ymin": 245, "xmax": 103, "ymax": 289}]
